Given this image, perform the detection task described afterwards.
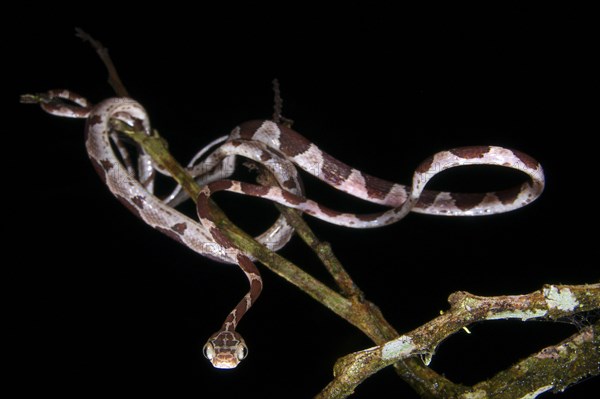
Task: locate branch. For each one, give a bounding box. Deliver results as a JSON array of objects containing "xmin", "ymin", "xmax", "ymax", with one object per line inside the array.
[
  {"xmin": 75, "ymin": 28, "xmax": 129, "ymax": 97},
  {"xmin": 469, "ymin": 322, "xmax": 598, "ymax": 398},
  {"xmin": 316, "ymin": 283, "xmax": 600, "ymax": 398}
]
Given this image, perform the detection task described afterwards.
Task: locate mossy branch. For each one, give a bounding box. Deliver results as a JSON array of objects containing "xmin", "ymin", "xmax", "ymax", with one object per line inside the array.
[{"xmin": 316, "ymin": 284, "xmax": 600, "ymax": 398}]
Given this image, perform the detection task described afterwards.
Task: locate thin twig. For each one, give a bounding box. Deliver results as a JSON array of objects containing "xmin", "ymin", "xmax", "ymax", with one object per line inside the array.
[
  {"xmin": 272, "ymin": 79, "xmax": 282, "ymax": 124},
  {"xmin": 75, "ymin": 28, "xmax": 130, "ymax": 97},
  {"xmin": 272, "ymin": 79, "xmax": 294, "ymax": 127}
]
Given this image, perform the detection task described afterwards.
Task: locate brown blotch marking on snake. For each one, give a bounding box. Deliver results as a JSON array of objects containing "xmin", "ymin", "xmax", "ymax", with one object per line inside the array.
[
  {"xmin": 230, "ymin": 139, "xmax": 243, "ymax": 147},
  {"xmin": 416, "ymin": 156, "xmax": 435, "ymax": 174},
  {"xmin": 237, "ymin": 254, "xmax": 262, "ymax": 294},
  {"xmin": 171, "ymin": 222, "xmax": 188, "ymax": 235},
  {"xmin": 283, "ymin": 178, "xmax": 297, "ymax": 190},
  {"xmin": 210, "ymin": 227, "xmax": 235, "ymax": 249},
  {"xmin": 450, "ymin": 146, "xmax": 491, "ymax": 159},
  {"xmin": 237, "ymin": 254, "xmax": 260, "ymax": 278},
  {"xmin": 495, "ymin": 185, "xmax": 523, "ymax": 205},
  {"xmin": 209, "ymin": 180, "xmax": 234, "ymax": 192},
  {"xmin": 196, "ymin": 192, "xmax": 211, "ymax": 219},
  {"xmin": 88, "ymin": 114, "xmax": 102, "ymax": 126},
  {"xmin": 132, "ymin": 195, "xmax": 146, "ymax": 209},
  {"xmin": 100, "ymin": 159, "xmax": 115, "ymax": 172},
  {"xmin": 259, "ymin": 151, "xmax": 272, "ymax": 162},
  {"xmin": 281, "ymin": 189, "xmax": 304, "ymax": 206},
  {"xmin": 322, "ymin": 153, "xmax": 352, "ymax": 186},
  {"xmin": 355, "ymin": 212, "xmax": 379, "ymax": 222},
  {"xmin": 363, "ymin": 173, "xmax": 395, "ymax": 201},
  {"xmin": 454, "ymin": 193, "xmax": 487, "ymax": 211},
  {"xmin": 240, "ymin": 182, "xmax": 269, "ymax": 197},
  {"xmin": 237, "ymin": 120, "xmax": 266, "ymax": 140},
  {"xmin": 415, "ymin": 191, "xmax": 436, "ymax": 209},
  {"xmin": 317, "ymin": 203, "xmax": 342, "ymax": 218},
  {"xmin": 278, "ymin": 124, "xmax": 312, "ymax": 156},
  {"xmin": 512, "ymin": 149, "xmax": 540, "ymax": 170}
]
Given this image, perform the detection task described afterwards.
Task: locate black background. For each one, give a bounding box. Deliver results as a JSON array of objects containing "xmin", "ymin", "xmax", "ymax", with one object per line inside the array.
[{"xmin": 8, "ymin": 4, "xmax": 598, "ymax": 398}]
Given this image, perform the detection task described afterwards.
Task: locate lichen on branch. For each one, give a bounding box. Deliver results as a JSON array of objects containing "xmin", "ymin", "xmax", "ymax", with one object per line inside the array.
[{"xmin": 316, "ymin": 284, "xmax": 600, "ymax": 399}]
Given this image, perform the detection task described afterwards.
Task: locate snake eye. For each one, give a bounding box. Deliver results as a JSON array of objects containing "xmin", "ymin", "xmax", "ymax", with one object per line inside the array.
[
  {"xmin": 203, "ymin": 342, "xmax": 215, "ymax": 360},
  {"xmin": 236, "ymin": 343, "xmax": 248, "ymax": 360}
]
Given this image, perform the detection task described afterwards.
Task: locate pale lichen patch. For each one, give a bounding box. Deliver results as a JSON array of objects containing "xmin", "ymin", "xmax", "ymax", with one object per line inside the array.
[
  {"xmin": 381, "ymin": 336, "xmax": 416, "ymax": 361},
  {"xmin": 536, "ymin": 346, "xmax": 564, "ymax": 359},
  {"xmin": 460, "ymin": 389, "xmax": 487, "ymax": 399},
  {"xmin": 487, "ymin": 308, "xmax": 547, "ymax": 321},
  {"xmin": 543, "ymin": 286, "xmax": 579, "ymax": 311},
  {"xmin": 517, "ymin": 384, "xmax": 553, "ymax": 398}
]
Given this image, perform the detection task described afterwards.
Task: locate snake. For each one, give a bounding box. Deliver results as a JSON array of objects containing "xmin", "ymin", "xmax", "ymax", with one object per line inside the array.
[
  {"xmin": 211, "ymin": 120, "xmax": 545, "ymax": 225},
  {"xmin": 23, "ymin": 90, "xmax": 545, "ymax": 369}
]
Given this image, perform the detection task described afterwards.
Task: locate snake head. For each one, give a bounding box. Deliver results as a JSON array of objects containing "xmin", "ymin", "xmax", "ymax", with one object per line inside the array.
[{"xmin": 203, "ymin": 330, "xmax": 248, "ymax": 369}]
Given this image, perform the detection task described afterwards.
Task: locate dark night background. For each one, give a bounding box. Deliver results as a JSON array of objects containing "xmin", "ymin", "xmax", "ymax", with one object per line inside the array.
[{"xmin": 8, "ymin": 4, "xmax": 597, "ymax": 398}]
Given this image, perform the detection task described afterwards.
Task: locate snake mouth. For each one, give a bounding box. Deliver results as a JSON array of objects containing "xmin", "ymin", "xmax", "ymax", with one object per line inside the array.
[{"xmin": 210, "ymin": 357, "xmax": 241, "ymax": 369}]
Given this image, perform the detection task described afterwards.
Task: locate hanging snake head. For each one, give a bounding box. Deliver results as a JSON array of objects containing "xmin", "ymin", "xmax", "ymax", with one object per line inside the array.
[{"xmin": 203, "ymin": 330, "xmax": 248, "ymax": 369}]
